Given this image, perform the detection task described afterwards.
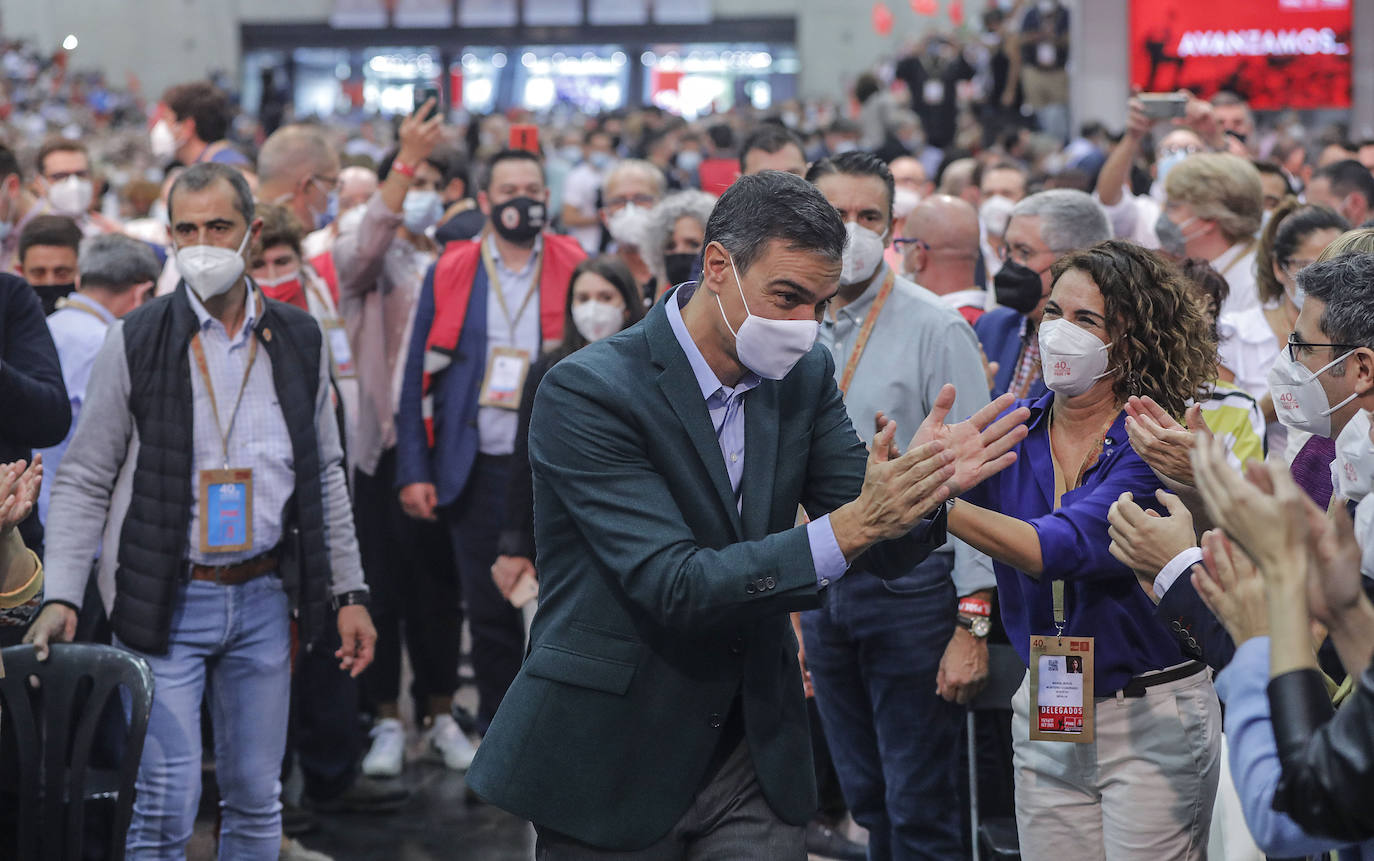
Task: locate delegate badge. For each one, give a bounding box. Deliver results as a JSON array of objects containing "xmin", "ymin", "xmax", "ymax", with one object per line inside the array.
[
  {"xmin": 198, "ymin": 468, "xmax": 254, "ymax": 554},
  {"xmin": 1028, "ymin": 634, "xmax": 1095, "ymax": 744},
  {"xmin": 478, "ymin": 346, "xmax": 531, "ymax": 410}
]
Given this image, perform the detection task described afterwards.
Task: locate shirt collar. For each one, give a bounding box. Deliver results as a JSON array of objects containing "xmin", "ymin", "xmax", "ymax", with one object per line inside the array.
[
  {"xmin": 186, "ymin": 280, "xmax": 259, "ymax": 340},
  {"xmin": 60, "ymin": 292, "xmax": 117, "ymax": 325},
  {"xmin": 833, "ymin": 263, "xmax": 890, "ymax": 321},
  {"xmin": 1023, "ymin": 390, "xmax": 1128, "ymax": 446},
  {"xmin": 665, "ymin": 282, "xmax": 760, "ymax": 402},
  {"xmin": 486, "ymin": 232, "xmax": 543, "ymax": 278},
  {"xmin": 1212, "ymin": 240, "xmax": 1251, "ymax": 272}
]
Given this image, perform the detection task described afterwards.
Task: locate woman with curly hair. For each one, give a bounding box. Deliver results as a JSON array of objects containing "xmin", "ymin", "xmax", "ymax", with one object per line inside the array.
[
  {"xmin": 948, "ymin": 239, "xmax": 1221, "ymax": 861},
  {"xmin": 642, "ymin": 190, "xmax": 716, "ymax": 300}
]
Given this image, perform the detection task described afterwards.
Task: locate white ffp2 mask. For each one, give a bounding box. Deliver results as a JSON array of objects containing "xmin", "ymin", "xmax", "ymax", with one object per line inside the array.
[
  {"xmin": 177, "ymin": 229, "xmax": 251, "ymax": 301},
  {"xmin": 716, "ymin": 255, "xmax": 818, "ymax": 380},
  {"xmin": 1038, "ymin": 317, "xmax": 1113, "ymax": 398},
  {"xmin": 839, "ymin": 222, "xmax": 885, "ymax": 286}
]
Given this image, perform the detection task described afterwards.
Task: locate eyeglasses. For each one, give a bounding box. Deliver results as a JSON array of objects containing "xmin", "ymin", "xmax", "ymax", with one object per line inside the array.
[
  {"xmin": 604, "ymin": 194, "xmax": 657, "ymax": 211},
  {"xmin": 311, "ymin": 174, "xmax": 340, "ymax": 194},
  {"xmin": 997, "ymin": 241, "xmax": 1048, "ymax": 265},
  {"xmin": 1287, "ymin": 332, "xmax": 1359, "ymax": 363},
  {"xmin": 892, "ymin": 237, "xmax": 928, "ymax": 252}
]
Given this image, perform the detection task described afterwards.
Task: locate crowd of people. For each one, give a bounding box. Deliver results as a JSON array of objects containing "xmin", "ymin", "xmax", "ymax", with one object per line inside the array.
[{"xmin": 0, "ymin": 2, "xmax": 1371, "ymax": 860}]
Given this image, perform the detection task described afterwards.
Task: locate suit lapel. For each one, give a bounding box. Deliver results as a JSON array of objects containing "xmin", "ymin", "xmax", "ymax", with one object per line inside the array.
[
  {"xmin": 646, "ymin": 297, "xmax": 743, "ymax": 538},
  {"xmin": 740, "ymin": 382, "xmax": 778, "ymax": 540}
]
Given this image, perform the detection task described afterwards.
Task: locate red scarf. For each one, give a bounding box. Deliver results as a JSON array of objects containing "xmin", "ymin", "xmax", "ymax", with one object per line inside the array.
[{"xmin": 421, "ymin": 233, "xmax": 584, "ymax": 445}]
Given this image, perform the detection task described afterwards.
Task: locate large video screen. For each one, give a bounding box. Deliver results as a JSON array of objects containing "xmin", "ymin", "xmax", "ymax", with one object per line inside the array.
[{"xmin": 1129, "ymin": 0, "xmax": 1352, "ymax": 110}]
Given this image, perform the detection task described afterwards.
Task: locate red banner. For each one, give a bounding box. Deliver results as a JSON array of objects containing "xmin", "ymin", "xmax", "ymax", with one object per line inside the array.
[{"xmin": 1129, "ymin": 0, "xmax": 1351, "ymax": 109}]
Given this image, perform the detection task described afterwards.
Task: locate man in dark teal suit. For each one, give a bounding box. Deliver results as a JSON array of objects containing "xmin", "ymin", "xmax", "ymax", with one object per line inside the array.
[{"xmin": 466, "ymin": 171, "xmax": 1029, "ymax": 858}]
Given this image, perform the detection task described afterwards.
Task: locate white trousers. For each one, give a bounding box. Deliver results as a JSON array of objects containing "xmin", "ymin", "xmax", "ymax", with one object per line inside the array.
[{"xmin": 1011, "ymin": 668, "xmax": 1222, "ymax": 861}]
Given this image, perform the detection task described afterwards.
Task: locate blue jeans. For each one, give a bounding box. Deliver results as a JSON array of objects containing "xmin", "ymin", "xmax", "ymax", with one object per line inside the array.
[
  {"xmin": 117, "ymin": 575, "xmax": 291, "ymax": 861},
  {"xmin": 802, "ymin": 553, "xmax": 965, "ymax": 861}
]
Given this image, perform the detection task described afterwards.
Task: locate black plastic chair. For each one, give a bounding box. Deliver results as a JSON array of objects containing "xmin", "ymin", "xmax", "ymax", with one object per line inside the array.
[
  {"xmin": 0, "ymin": 643, "xmax": 154, "ymax": 861},
  {"xmin": 967, "ymin": 643, "xmax": 1026, "ymax": 861}
]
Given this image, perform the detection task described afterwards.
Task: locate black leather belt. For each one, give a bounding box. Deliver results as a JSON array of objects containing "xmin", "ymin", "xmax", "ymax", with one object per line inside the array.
[{"xmin": 1118, "ymin": 661, "xmax": 1206, "ymax": 698}]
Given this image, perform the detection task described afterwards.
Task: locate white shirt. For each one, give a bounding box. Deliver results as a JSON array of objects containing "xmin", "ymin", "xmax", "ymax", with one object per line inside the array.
[
  {"xmin": 562, "ymin": 162, "xmax": 606, "ymax": 254},
  {"xmin": 1214, "ymin": 239, "xmax": 1260, "ymax": 317},
  {"xmin": 479, "ymin": 234, "xmax": 543, "ymax": 455}
]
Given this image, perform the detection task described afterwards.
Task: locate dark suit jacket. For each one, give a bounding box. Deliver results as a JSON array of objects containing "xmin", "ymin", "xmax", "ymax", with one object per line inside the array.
[
  {"xmin": 1156, "ymin": 564, "xmax": 1236, "ymax": 671},
  {"xmin": 395, "ymin": 259, "xmax": 489, "ymax": 505},
  {"xmin": 465, "ymin": 292, "xmax": 946, "ymax": 850},
  {"xmin": 974, "ymin": 306, "xmax": 1048, "ymax": 401}
]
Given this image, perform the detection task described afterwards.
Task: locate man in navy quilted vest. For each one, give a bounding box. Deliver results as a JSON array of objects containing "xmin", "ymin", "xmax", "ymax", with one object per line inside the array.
[{"xmin": 27, "ymin": 162, "xmax": 375, "ymax": 861}]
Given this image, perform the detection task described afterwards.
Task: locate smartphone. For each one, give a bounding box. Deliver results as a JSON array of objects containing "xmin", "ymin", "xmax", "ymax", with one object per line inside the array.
[
  {"xmin": 1137, "ymin": 92, "xmax": 1188, "ymax": 120},
  {"xmin": 413, "ymin": 85, "xmax": 441, "ymax": 120},
  {"xmin": 510, "ymin": 124, "xmax": 540, "ymax": 154}
]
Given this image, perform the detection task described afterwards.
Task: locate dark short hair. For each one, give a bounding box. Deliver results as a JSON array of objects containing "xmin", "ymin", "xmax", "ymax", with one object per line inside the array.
[
  {"xmin": 1178, "ymin": 257, "xmax": 1229, "ymax": 339},
  {"xmin": 1252, "ymin": 159, "xmax": 1294, "ymax": 195},
  {"xmin": 0, "ymin": 143, "xmax": 20, "ymax": 182},
  {"xmin": 35, "ymin": 138, "xmax": 88, "ymax": 178},
  {"xmin": 739, "ymin": 124, "xmax": 806, "ymax": 173},
  {"xmin": 1255, "ymin": 199, "xmax": 1349, "ymax": 304},
  {"xmin": 162, "ymin": 81, "xmax": 235, "ymax": 144},
  {"xmin": 1297, "ymin": 252, "xmax": 1374, "ymax": 349},
  {"xmin": 19, "ymin": 215, "xmax": 82, "ymax": 263},
  {"xmin": 707, "ymin": 123, "xmax": 735, "ymax": 152},
  {"xmin": 168, "ymin": 162, "xmax": 255, "ymax": 227},
  {"xmin": 703, "ymin": 171, "xmax": 845, "ymax": 276},
  {"xmin": 78, "ymin": 234, "xmax": 162, "ymax": 291},
  {"xmin": 1313, "ymin": 160, "xmax": 1374, "ymax": 207},
  {"xmin": 435, "ymin": 146, "xmax": 470, "ymax": 190},
  {"xmin": 557, "ymin": 255, "xmax": 645, "ymax": 356},
  {"xmin": 479, "ymin": 149, "xmax": 546, "ymax": 193},
  {"xmin": 805, "ymin": 150, "xmax": 896, "ymax": 227}
]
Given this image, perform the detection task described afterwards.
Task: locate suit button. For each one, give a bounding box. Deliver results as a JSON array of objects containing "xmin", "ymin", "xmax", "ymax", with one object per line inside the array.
[
  {"xmin": 745, "ymin": 583, "xmax": 756, "ymax": 595},
  {"xmin": 756, "ymin": 578, "xmax": 766, "ymax": 591},
  {"xmin": 729, "ymin": 638, "xmax": 743, "ymax": 655},
  {"xmin": 765, "ymin": 576, "xmax": 776, "ymax": 589},
  {"xmin": 709, "ymin": 713, "xmax": 722, "ymax": 728},
  {"xmin": 1171, "ymin": 621, "xmax": 1183, "ymax": 632}
]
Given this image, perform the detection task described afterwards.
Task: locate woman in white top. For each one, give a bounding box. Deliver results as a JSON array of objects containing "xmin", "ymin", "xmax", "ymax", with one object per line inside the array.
[
  {"xmin": 1243, "ymin": 200, "xmax": 1348, "ymax": 458},
  {"xmin": 1160, "ymin": 153, "xmax": 1264, "ymax": 317}
]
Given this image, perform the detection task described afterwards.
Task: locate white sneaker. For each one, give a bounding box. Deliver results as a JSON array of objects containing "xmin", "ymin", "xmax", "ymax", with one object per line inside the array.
[
  {"xmin": 426, "ymin": 713, "xmax": 477, "ymax": 771},
  {"xmin": 280, "ymin": 837, "xmax": 334, "ymax": 861},
  {"xmin": 361, "ymin": 718, "xmax": 405, "ymax": 778}
]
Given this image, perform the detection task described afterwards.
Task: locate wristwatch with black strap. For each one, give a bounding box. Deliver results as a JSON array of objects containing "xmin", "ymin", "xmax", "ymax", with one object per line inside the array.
[{"xmin": 330, "ymin": 589, "xmax": 370, "ymax": 611}]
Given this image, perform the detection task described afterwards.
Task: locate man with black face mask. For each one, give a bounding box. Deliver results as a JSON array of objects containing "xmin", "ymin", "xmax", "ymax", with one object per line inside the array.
[
  {"xmin": 18, "ymin": 215, "xmax": 81, "ymax": 315},
  {"xmin": 396, "ymin": 148, "xmax": 584, "ymax": 738},
  {"xmin": 975, "ymin": 189, "xmax": 1111, "ymax": 398}
]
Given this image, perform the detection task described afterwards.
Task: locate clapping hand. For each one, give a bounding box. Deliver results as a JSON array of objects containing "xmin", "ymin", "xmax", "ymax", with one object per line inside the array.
[
  {"xmin": 1124, "ymin": 396, "xmax": 1207, "ymax": 488},
  {"xmin": 885, "ymin": 385, "xmax": 1030, "ymax": 498},
  {"xmin": 0, "ymin": 456, "xmax": 42, "ymax": 537},
  {"xmin": 1107, "ymin": 489, "xmax": 1196, "ymax": 602},
  {"xmin": 1190, "ymin": 434, "xmax": 1310, "ymax": 578},
  {"xmin": 1192, "ymin": 530, "xmax": 1268, "ymax": 646}
]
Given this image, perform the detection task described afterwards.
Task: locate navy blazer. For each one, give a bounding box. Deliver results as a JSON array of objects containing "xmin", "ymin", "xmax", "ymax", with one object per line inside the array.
[
  {"xmin": 1156, "ymin": 565, "xmax": 1236, "ymax": 672},
  {"xmin": 395, "ymin": 259, "xmax": 489, "ymax": 505},
  {"xmin": 465, "ymin": 291, "xmax": 946, "ymax": 850},
  {"xmin": 974, "ymin": 306, "xmax": 1047, "ymax": 400}
]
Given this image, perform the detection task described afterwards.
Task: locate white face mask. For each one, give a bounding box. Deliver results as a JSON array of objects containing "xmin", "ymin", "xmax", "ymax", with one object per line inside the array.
[
  {"xmin": 47, "ymin": 176, "xmax": 93, "ymax": 217},
  {"xmin": 1267, "ymin": 351, "xmax": 1356, "ymax": 439},
  {"xmin": 716, "ymin": 254, "xmax": 819, "ymax": 380},
  {"xmin": 1038, "ymin": 317, "xmax": 1113, "ymax": 398},
  {"xmin": 256, "ymin": 269, "xmax": 300, "ymax": 289},
  {"xmin": 402, "ymin": 189, "xmax": 443, "ymax": 234},
  {"xmin": 840, "ymin": 222, "xmax": 885, "ymax": 286},
  {"xmin": 150, "ymin": 119, "xmax": 177, "ymax": 161},
  {"xmin": 607, "ymin": 203, "xmax": 651, "ymax": 248},
  {"xmin": 1333, "ymin": 409, "xmax": 1374, "ymax": 502},
  {"xmin": 1284, "ymin": 281, "xmax": 1306, "ymax": 310},
  {"xmin": 1355, "ymin": 493, "xmax": 1374, "ymax": 579},
  {"xmin": 892, "ymin": 186, "xmax": 921, "ymax": 221},
  {"xmin": 572, "ymin": 300, "xmax": 624, "ymax": 343},
  {"xmin": 177, "ymin": 228, "xmax": 251, "ymax": 301}
]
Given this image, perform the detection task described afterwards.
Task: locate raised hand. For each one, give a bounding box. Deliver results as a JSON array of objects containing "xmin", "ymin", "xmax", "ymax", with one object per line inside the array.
[
  {"xmin": 1301, "ymin": 501, "xmax": 1365, "ymax": 630},
  {"xmin": 0, "ymin": 456, "xmax": 42, "ymax": 536},
  {"xmin": 1124, "ymin": 396, "xmax": 1204, "ymax": 487},
  {"xmin": 909, "ymin": 385, "xmax": 1030, "ymax": 497},
  {"xmin": 1192, "ymin": 530, "xmax": 1268, "ymax": 646}
]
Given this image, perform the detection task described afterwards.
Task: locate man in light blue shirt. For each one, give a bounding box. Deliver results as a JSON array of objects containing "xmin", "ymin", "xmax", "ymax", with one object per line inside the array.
[
  {"xmin": 37, "ymin": 234, "xmax": 158, "ymax": 524},
  {"xmin": 805, "ymin": 151, "xmax": 997, "ymax": 860}
]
